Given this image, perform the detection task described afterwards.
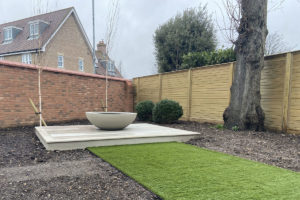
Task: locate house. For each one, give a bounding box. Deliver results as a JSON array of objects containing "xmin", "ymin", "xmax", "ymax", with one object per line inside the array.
[
  {"xmin": 95, "ymin": 40, "xmax": 122, "ymax": 78},
  {"xmin": 0, "ymin": 7, "xmax": 97, "ymax": 74}
]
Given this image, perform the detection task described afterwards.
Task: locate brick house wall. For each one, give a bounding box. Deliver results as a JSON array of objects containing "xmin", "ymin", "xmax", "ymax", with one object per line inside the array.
[
  {"xmin": 41, "ymin": 13, "xmax": 94, "ymax": 73},
  {"xmin": 1, "ymin": 13, "xmax": 94, "ymax": 74},
  {"xmin": 0, "ymin": 60, "xmax": 133, "ymax": 128}
]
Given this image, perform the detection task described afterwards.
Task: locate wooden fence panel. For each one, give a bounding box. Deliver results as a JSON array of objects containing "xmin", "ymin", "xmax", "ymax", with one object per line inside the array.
[
  {"xmin": 137, "ymin": 75, "xmax": 160, "ymax": 103},
  {"xmin": 287, "ymin": 52, "xmax": 300, "ymax": 132},
  {"xmin": 190, "ymin": 64, "xmax": 232, "ymax": 123},
  {"xmin": 261, "ymin": 54, "xmax": 286, "ymax": 130},
  {"xmin": 161, "ymin": 71, "xmax": 189, "ymax": 119},
  {"xmin": 133, "ymin": 51, "xmax": 300, "ymax": 134}
]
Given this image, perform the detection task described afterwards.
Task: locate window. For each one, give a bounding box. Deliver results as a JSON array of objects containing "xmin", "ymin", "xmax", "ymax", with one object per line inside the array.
[
  {"xmin": 107, "ymin": 61, "xmax": 114, "ymax": 72},
  {"xmin": 3, "ymin": 28, "xmax": 12, "ymax": 42},
  {"xmin": 29, "ymin": 22, "xmax": 39, "ymax": 39},
  {"xmin": 107, "ymin": 60, "xmax": 115, "ymax": 76},
  {"xmin": 78, "ymin": 59, "xmax": 84, "ymax": 71},
  {"xmin": 58, "ymin": 55, "xmax": 64, "ymax": 68},
  {"xmin": 22, "ymin": 53, "xmax": 32, "ymax": 64},
  {"xmin": 0, "ymin": 56, "xmax": 4, "ymax": 60}
]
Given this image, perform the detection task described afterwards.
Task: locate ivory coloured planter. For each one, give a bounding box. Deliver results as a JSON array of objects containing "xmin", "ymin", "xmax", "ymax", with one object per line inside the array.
[{"xmin": 86, "ymin": 112, "xmax": 137, "ymax": 130}]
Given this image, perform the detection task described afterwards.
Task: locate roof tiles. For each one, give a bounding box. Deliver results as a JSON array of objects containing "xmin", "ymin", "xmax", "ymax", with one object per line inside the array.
[{"xmin": 0, "ymin": 7, "xmax": 73, "ymax": 55}]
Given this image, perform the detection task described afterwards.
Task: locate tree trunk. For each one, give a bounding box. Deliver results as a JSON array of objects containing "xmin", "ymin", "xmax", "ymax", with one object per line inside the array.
[{"xmin": 223, "ymin": 0, "xmax": 268, "ymax": 131}]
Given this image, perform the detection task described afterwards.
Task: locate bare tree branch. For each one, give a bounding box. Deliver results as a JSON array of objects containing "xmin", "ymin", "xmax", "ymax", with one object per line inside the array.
[
  {"xmin": 217, "ymin": 0, "xmax": 291, "ymax": 49},
  {"xmin": 104, "ymin": 0, "xmax": 120, "ymax": 111},
  {"xmin": 105, "ymin": 0, "xmax": 120, "ymax": 56},
  {"xmin": 32, "ymin": 0, "xmax": 50, "ymax": 15},
  {"xmin": 268, "ymin": 0, "xmax": 285, "ymax": 12},
  {"xmin": 215, "ymin": 0, "xmax": 241, "ymax": 46},
  {"xmin": 265, "ymin": 32, "xmax": 296, "ymax": 55},
  {"xmin": 32, "ymin": 0, "xmax": 52, "ymax": 126}
]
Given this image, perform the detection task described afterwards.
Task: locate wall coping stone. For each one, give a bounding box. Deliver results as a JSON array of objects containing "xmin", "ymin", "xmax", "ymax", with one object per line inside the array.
[{"xmin": 0, "ymin": 60, "xmax": 130, "ymax": 83}]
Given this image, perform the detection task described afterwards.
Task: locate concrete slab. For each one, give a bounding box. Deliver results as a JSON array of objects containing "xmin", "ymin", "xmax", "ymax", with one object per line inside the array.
[{"xmin": 35, "ymin": 123, "xmax": 200, "ymax": 151}]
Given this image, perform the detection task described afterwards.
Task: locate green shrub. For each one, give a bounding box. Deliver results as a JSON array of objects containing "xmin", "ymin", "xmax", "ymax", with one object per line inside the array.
[
  {"xmin": 152, "ymin": 99, "xmax": 183, "ymax": 124},
  {"xmin": 181, "ymin": 48, "xmax": 236, "ymax": 69},
  {"xmin": 135, "ymin": 100, "xmax": 155, "ymax": 121},
  {"xmin": 215, "ymin": 124, "xmax": 224, "ymax": 130},
  {"xmin": 232, "ymin": 125, "xmax": 239, "ymax": 131}
]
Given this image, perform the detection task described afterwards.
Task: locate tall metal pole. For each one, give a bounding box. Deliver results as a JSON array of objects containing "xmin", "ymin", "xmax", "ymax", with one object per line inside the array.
[{"xmin": 92, "ymin": 0, "xmax": 96, "ymax": 73}]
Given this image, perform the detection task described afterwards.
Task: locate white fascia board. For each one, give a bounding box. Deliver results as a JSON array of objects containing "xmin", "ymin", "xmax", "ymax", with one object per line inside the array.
[
  {"xmin": 41, "ymin": 8, "xmax": 93, "ymax": 55},
  {"xmin": 71, "ymin": 8, "xmax": 94, "ymax": 54},
  {"xmin": 4, "ymin": 26, "xmax": 23, "ymax": 30},
  {"xmin": 28, "ymin": 19, "xmax": 50, "ymax": 25},
  {"xmin": 41, "ymin": 9, "xmax": 73, "ymax": 51},
  {"xmin": 0, "ymin": 49, "xmax": 38, "ymax": 56}
]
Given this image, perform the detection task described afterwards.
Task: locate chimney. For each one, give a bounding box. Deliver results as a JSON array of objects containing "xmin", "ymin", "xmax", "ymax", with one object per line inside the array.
[{"xmin": 97, "ymin": 40, "xmax": 107, "ymax": 56}]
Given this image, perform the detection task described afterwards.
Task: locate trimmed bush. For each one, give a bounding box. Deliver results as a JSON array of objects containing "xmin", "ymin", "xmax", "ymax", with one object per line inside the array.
[
  {"xmin": 135, "ymin": 100, "xmax": 155, "ymax": 121},
  {"xmin": 152, "ymin": 99, "xmax": 183, "ymax": 124},
  {"xmin": 181, "ymin": 48, "xmax": 236, "ymax": 69}
]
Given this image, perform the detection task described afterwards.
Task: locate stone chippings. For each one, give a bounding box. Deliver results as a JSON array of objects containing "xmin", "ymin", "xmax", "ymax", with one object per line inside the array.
[{"xmin": 0, "ymin": 122, "xmax": 161, "ymax": 200}]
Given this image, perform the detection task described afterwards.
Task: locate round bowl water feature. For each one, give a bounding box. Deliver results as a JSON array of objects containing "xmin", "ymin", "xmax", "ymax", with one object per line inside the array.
[{"xmin": 86, "ymin": 112, "xmax": 137, "ymax": 130}]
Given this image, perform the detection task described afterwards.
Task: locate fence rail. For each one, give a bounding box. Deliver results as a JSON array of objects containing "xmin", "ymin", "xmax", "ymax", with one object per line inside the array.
[{"xmin": 133, "ymin": 51, "xmax": 300, "ymax": 134}]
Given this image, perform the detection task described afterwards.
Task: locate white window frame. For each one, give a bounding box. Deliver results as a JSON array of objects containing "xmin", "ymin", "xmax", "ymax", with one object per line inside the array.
[
  {"xmin": 22, "ymin": 53, "xmax": 32, "ymax": 64},
  {"xmin": 58, "ymin": 55, "xmax": 64, "ymax": 68},
  {"xmin": 78, "ymin": 58, "xmax": 84, "ymax": 72},
  {"xmin": 0, "ymin": 56, "xmax": 4, "ymax": 60},
  {"xmin": 3, "ymin": 27, "xmax": 12, "ymax": 42},
  {"xmin": 29, "ymin": 22, "xmax": 39, "ymax": 39},
  {"xmin": 107, "ymin": 61, "xmax": 115, "ymax": 73}
]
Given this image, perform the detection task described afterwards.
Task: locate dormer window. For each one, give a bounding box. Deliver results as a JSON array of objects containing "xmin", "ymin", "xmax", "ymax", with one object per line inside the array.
[
  {"xmin": 2, "ymin": 26, "xmax": 22, "ymax": 44},
  {"xmin": 29, "ymin": 22, "xmax": 39, "ymax": 39},
  {"xmin": 107, "ymin": 60, "xmax": 116, "ymax": 76},
  {"xmin": 28, "ymin": 20, "xmax": 49, "ymax": 40},
  {"xmin": 100, "ymin": 60, "xmax": 116, "ymax": 76},
  {"xmin": 3, "ymin": 28, "xmax": 12, "ymax": 43}
]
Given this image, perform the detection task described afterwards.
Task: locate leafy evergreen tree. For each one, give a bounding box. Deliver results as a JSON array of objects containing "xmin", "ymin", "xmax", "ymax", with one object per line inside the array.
[{"xmin": 154, "ymin": 5, "xmax": 217, "ymax": 73}]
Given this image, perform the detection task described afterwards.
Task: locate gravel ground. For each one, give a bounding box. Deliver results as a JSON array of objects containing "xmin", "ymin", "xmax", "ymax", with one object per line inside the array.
[
  {"xmin": 163, "ymin": 121, "xmax": 300, "ymax": 172},
  {"xmin": 0, "ymin": 121, "xmax": 161, "ymax": 200}
]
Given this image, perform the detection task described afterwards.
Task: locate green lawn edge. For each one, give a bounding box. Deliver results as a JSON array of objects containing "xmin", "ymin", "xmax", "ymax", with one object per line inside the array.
[{"xmin": 88, "ymin": 142, "xmax": 300, "ymax": 200}]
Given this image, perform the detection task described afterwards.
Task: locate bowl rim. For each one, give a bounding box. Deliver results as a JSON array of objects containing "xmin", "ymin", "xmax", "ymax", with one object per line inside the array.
[{"xmin": 86, "ymin": 112, "xmax": 137, "ymax": 115}]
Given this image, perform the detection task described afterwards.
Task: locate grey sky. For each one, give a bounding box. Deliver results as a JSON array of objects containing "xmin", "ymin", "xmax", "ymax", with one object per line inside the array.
[{"xmin": 0, "ymin": 0, "xmax": 299, "ymax": 79}]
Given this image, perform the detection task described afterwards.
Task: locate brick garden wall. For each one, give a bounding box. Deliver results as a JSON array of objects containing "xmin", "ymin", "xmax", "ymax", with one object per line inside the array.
[{"xmin": 0, "ymin": 60, "xmax": 133, "ymax": 128}]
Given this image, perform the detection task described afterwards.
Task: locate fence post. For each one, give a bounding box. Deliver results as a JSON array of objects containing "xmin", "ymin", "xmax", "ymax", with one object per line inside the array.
[
  {"xmin": 228, "ymin": 62, "xmax": 234, "ymax": 104},
  {"xmin": 158, "ymin": 74, "xmax": 162, "ymax": 101},
  {"xmin": 136, "ymin": 77, "xmax": 140, "ymax": 103},
  {"xmin": 186, "ymin": 69, "xmax": 192, "ymax": 121},
  {"xmin": 282, "ymin": 52, "xmax": 293, "ymax": 133}
]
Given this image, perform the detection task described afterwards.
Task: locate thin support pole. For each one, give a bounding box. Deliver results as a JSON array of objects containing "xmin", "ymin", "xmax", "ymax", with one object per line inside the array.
[
  {"xmin": 282, "ymin": 52, "xmax": 293, "ymax": 132},
  {"xmin": 92, "ymin": 0, "xmax": 96, "ymax": 73},
  {"xmin": 105, "ymin": 64, "xmax": 108, "ymax": 112},
  {"xmin": 38, "ymin": 68, "xmax": 42, "ymax": 126},
  {"xmin": 29, "ymin": 98, "xmax": 47, "ymax": 126}
]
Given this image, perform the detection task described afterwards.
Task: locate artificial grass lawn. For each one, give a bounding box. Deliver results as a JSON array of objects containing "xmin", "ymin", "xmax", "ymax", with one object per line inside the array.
[{"xmin": 88, "ymin": 142, "xmax": 300, "ymax": 200}]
